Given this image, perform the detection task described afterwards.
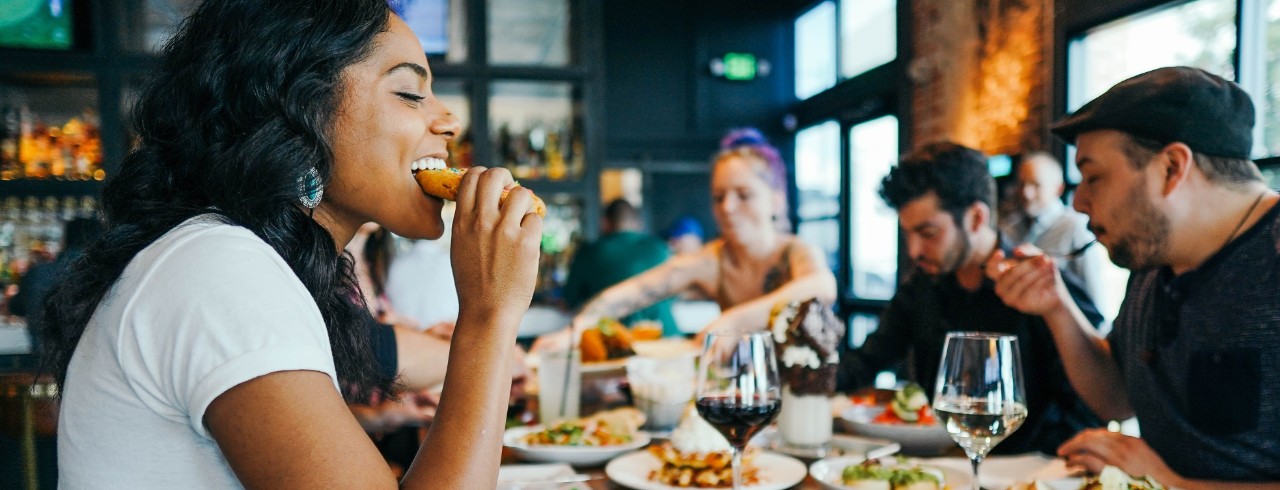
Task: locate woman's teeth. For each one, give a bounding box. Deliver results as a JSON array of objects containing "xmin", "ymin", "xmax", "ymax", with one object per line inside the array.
[{"xmin": 410, "ymin": 157, "xmax": 447, "ymax": 172}]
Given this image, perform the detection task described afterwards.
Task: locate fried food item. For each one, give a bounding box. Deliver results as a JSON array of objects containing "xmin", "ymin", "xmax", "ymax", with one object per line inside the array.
[
  {"xmin": 580, "ymin": 328, "xmax": 609, "ymax": 363},
  {"xmin": 646, "ymin": 442, "xmax": 759, "ymax": 488},
  {"xmin": 578, "ymin": 319, "xmax": 637, "ymax": 363},
  {"xmin": 413, "ymin": 167, "xmax": 547, "ymax": 217},
  {"xmin": 631, "ymin": 321, "xmax": 663, "ymax": 341}
]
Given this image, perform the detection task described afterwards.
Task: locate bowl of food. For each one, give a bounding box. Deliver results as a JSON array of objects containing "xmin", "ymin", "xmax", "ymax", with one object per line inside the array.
[
  {"xmin": 504, "ymin": 408, "xmax": 651, "ymax": 466},
  {"xmin": 837, "ymin": 384, "xmax": 954, "ymax": 456}
]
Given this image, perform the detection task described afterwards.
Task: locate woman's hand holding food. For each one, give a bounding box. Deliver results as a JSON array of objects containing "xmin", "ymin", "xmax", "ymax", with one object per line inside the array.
[{"xmin": 450, "ymin": 166, "xmax": 543, "ymax": 328}]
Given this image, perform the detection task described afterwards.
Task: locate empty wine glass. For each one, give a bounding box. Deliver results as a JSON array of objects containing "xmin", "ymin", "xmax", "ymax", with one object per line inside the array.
[
  {"xmin": 933, "ymin": 332, "xmax": 1027, "ymax": 490},
  {"xmin": 696, "ymin": 330, "xmax": 782, "ymax": 490}
]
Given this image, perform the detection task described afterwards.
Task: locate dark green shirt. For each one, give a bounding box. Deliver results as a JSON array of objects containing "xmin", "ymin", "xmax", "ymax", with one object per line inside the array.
[{"xmin": 562, "ymin": 230, "xmax": 677, "ymax": 335}]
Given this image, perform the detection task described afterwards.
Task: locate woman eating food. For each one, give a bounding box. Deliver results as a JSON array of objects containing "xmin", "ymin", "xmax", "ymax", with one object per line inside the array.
[
  {"xmin": 41, "ymin": 1, "xmax": 541, "ymax": 488},
  {"xmin": 533, "ymin": 128, "xmax": 837, "ymax": 352}
]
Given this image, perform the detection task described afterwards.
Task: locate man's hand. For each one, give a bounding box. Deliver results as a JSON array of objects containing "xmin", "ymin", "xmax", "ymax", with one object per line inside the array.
[
  {"xmin": 1058, "ymin": 429, "xmax": 1182, "ymax": 487},
  {"xmin": 986, "ymin": 246, "xmax": 1072, "ymax": 317}
]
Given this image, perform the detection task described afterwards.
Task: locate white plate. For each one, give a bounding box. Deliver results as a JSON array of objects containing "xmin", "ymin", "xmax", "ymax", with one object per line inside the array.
[
  {"xmin": 750, "ymin": 426, "xmax": 901, "ymax": 461},
  {"xmin": 604, "ymin": 450, "xmax": 807, "ymax": 490},
  {"xmin": 837, "ymin": 405, "xmax": 955, "ymax": 456},
  {"xmin": 1008, "ymin": 479, "xmax": 1084, "ymax": 490},
  {"xmin": 919, "ymin": 455, "xmax": 1080, "ymax": 490},
  {"xmin": 504, "ymin": 426, "xmax": 652, "ymax": 467},
  {"xmin": 630, "ymin": 338, "xmax": 700, "ymax": 359},
  {"xmin": 809, "ymin": 456, "xmax": 971, "ymax": 490},
  {"xmin": 497, "ymin": 463, "xmax": 591, "ymax": 490},
  {"xmin": 528, "ymin": 351, "xmax": 628, "ymax": 374}
]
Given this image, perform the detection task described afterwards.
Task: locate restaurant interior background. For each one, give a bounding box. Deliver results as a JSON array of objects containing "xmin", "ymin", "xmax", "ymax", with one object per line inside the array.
[{"xmin": 3, "ymin": 0, "xmax": 1280, "ymax": 486}]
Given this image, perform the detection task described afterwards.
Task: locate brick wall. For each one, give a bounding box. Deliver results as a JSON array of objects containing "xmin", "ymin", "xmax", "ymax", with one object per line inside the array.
[{"xmin": 909, "ymin": 0, "xmax": 1052, "ymax": 156}]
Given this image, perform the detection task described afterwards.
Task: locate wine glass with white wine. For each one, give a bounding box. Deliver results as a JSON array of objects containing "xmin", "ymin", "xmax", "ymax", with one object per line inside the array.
[{"xmin": 932, "ymin": 332, "xmax": 1027, "ymax": 490}]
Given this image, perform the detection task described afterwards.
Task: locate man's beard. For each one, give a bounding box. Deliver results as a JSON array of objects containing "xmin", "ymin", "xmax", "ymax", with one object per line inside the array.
[
  {"xmin": 1102, "ymin": 184, "xmax": 1169, "ymax": 271},
  {"xmin": 936, "ymin": 232, "xmax": 971, "ymax": 276}
]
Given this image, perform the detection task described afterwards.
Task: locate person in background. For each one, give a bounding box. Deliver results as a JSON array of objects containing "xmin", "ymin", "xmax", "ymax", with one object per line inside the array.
[
  {"xmin": 8, "ymin": 217, "xmax": 103, "ymax": 355},
  {"xmin": 837, "ymin": 141, "xmax": 1104, "ymax": 455},
  {"xmin": 989, "ymin": 66, "xmax": 1280, "ymax": 487},
  {"xmin": 533, "ymin": 128, "xmax": 836, "ymax": 352},
  {"xmin": 664, "ymin": 215, "xmax": 706, "ymax": 257},
  {"xmin": 1000, "ymin": 152, "xmax": 1107, "ymax": 312},
  {"xmin": 386, "ymin": 202, "xmax": 461, "ymax": 338},
  {"xmin": 561, "ymin": 198, "xmax": 677, "ymax": 336},
  {"xmin": 39, "ymin": 1, "xmax": 542, "ymax": 488}
]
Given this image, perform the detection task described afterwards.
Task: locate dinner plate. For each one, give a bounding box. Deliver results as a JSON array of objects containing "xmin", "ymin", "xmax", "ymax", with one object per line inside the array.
[
  {"xmin": 1008, "ymin": 479, "xmax": 1084, "ymax": 490},
  {"xmin": 527, "ymin": 351, "xmax": 629, "ymax": 374},
  {"xmin": 837, "ymin": 405, "xmax": 955, "ymax": 455},
  {"xmin": 504, "ymin": 425, "xmax": 652, "ymax": 466},
  {"xmin": 749, "ymin": 426, "xmax": 901, "ymax": 461},
  {"xmin": 604, "ymin": 450, "xmax": 807, "ymax": 490},
  {"xmin": 497, "ymin": 463, "xmax": 591, "ymax": 490},
  {"xmin": 808, "ymin": 456, "xmax": 971, "ymax": 490}
]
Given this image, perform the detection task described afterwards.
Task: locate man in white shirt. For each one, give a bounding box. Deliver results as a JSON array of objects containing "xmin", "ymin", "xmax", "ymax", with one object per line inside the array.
[{"xmin": 1001, "ymin": 152, "xmax": 1108, "ymax": 310}]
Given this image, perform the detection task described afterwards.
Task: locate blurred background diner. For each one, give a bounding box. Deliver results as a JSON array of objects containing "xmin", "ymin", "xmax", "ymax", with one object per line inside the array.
[{"xmin": 4, "ymin": 0, "xmax": 1280, "ymax": 488}]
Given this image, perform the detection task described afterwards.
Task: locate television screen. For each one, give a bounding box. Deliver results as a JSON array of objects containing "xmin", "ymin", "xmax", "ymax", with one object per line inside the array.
[
  {"xmin": 393, "ymin": 0, "xmax": 449, "ymax": 56},
  {"xmin": 0, "ymin": 0, "xmax": 73, "ymax": 50}
]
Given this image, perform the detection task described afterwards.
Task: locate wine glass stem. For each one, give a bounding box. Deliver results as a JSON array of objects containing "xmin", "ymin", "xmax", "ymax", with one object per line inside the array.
[
  {"xmin": 970, "ymin": 455, "xmax": 983, "ymax": 490},
  {"xmin": 731, "ymin": 446, "xmax": 744, "ymax": 490}
]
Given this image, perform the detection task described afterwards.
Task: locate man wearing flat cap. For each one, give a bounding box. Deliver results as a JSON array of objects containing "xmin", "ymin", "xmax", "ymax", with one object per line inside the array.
[{"xmin": 988, "ymin": 66, "xmax": 1280, "ymax": 488}]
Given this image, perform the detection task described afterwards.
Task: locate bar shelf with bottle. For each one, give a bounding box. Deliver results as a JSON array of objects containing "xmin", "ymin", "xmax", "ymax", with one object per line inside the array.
[{"xmin": 0, "ymin": 79, "xmax": 105, "ymax": 183}]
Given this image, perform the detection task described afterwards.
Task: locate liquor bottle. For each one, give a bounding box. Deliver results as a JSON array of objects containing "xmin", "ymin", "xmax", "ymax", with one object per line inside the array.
[{"xmin": 0, "ymin": 105, "xmax": 20, "ymax": 180}]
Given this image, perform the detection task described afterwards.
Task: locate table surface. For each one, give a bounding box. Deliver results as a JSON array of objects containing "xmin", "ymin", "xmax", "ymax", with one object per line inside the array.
[{"xmin": 501, "ymin": 443, "xmax": 1073, "ymax": 489}]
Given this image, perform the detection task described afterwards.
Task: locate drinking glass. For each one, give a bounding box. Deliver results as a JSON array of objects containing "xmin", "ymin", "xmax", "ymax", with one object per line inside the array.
[
  {"xmin": 933, "ymin": 332, "xmax": 1027, "ymax": 490},
  {"xmin": 695, "ymin": 330, "xmax": 782, "ymax": 490}
]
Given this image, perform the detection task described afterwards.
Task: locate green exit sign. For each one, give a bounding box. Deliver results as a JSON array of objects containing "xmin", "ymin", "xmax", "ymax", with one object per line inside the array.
[{"xmin": 722, "ymin": 52, "xmax": 757, "ymax": 81}]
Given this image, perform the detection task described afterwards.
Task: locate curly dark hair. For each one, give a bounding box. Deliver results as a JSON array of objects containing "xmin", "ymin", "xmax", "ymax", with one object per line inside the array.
[
  {"xmin": 39, "ymin": 0, "xmax": 395, "ymax": 402},
  {"xmin": 879, "ymin": 141, "xmax": 996, "ymax": 227}
]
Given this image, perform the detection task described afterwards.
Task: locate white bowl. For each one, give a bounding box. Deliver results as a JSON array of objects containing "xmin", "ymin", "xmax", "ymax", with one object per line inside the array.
[
  {"xmin": 503, "ymin": 425, "xmax": 652, "ymax": 467},
  {"xmin": 837, "ymin": 406, "xmax": 955, "ymax": 456}
]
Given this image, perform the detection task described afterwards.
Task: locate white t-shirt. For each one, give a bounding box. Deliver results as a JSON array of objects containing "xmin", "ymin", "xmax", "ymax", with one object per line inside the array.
[
  {"xmin": 385, "ymin": 239, "xmax": 458, "ymax": 329},
  {"xmin": 58, "ymin": 215, "xmax": 339, "ymax": 489}
]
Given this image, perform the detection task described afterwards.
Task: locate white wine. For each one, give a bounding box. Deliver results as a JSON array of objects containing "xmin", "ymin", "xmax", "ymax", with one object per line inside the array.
[{"xmin": 933, "ymin": 398, "xmax": 1027, "ymax": 458}]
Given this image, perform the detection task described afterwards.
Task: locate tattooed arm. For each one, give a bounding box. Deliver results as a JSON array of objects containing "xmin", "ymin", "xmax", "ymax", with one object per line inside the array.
[
  {"xmin": 701, "ymin": 238, "xmax": 837, "ymax": 335},
  {"xmin": 530, "ymin": 246, "xmax": 715, "ymax": 353}
]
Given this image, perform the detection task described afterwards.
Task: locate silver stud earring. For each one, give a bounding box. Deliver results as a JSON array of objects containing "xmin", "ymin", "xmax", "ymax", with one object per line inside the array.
[{"xmin": 298, "ymin": 167, "xmax": 324, "ymax": 208}]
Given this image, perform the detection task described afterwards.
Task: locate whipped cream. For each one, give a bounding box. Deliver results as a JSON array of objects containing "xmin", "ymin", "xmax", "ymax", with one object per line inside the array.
[
  {"xmin": 670, "ymin": 410, "xmax": 732, "ymax": 454},
  {"xmin": 782, "ymin": 345, "xmax": 821, "ymax": 369}
]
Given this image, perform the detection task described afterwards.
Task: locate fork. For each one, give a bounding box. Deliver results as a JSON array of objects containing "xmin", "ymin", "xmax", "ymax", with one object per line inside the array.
[{"xmin": 1014, "ymin": 239, "xmax": 1097, "ymax": 261}]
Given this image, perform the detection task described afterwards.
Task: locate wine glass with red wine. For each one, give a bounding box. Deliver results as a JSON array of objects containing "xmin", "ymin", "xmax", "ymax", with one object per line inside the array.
[{"xmin": 695, "ymin": 330, "xmax": 782, "ymax": 490}]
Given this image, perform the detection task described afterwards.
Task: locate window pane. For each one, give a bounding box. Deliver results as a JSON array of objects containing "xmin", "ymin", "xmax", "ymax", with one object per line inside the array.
[
  {"xmin": 795, "ymin": 121, "xmax": 842, "ymax": 275},
  {"xmin": 488, "ymin": 0, "xmax": 570, "ymax": 66},
  {"xmin": 118, "ymin": 0, "xmax": 198, "ymax": 53},
  {"xmin": 840, "ymin": 0, "xmax": 896, "ymax": 79},
  {"xmin": 489, "ymin": 81, "xmax": 583, "ymax": 180},
  {"xmin": 1255, "ymin": 0, "xmax": 1280, "ymax": 156},
  {"xmin": 398, "ymin": 0, "xmax": 469, "ymax": 63},
  {"xmin": 1067, "ymin": 0, "xmax": 1236, "ymax": 111},
  {"xmin": 795, "ymin": 1, "xmax": 837, "ymax": 99},
  {"xmin": 848, "ymin": 115, "xmax": 898, "ymax": 300}
]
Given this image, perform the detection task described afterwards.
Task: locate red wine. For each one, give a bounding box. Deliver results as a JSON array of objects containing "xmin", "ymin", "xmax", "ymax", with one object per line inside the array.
[{"xmin": 696, "ymin": 395, "xmax": 781, "ymax": 448}]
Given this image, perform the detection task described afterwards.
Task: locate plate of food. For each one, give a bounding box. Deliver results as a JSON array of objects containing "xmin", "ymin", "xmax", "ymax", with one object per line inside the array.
[
  {"xmin": 809, "ymin": 456, "xmax": 969, "ymax": 490},
  {"xmin": 605, "ymin": 448, "xmax": 807, "ymax": 490},
  {"xmin": 1008, "ymin": 466, "xmax": 1167, "ymax": 490},
  {"xmin": 838, "ymin": 384, "xmax": 954, "ymax": 455},
  {"xmin": 504, "ymin": 408, "xmax": 651, "ymax": 466},
  {"xmin": 529, "ymin": 319, "xmax": 680, "ymax": 373}
]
